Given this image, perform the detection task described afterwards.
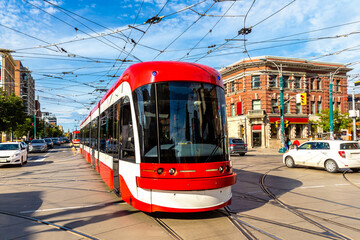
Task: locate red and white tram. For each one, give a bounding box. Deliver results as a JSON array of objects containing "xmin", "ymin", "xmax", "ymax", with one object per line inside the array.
[
  {"xmin": 72, "ymin": 130, "xmax": 80, "ymax": 145},
  {"xmin": 79, "ymin": 61, "xmax": 236, "ymax": 213}
]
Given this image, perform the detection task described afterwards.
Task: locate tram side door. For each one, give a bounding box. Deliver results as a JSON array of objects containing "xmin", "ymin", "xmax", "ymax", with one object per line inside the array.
[{"xmin": 112, "ymin": 100, "xmax": 121, "ymax": 196}]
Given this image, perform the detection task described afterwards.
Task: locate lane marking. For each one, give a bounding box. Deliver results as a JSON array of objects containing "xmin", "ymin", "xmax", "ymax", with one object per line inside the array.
[
  {"xmin": 299, "ymin": 185, "xmax": 324, "ymax": 189},
  {"xmin": 20, "ymin": 203, "xmax": 126, "ymax": 214}
]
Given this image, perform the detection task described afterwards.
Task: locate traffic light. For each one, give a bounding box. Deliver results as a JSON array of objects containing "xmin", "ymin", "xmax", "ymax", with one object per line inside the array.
[
  {"xmin": 300, "ymin": 93, "xmax": 307, "ymax": 105},
  {"xmin": 275, "ymin": 121, "xmax": 279, "ymax": 128},
  {"xmin": 278, "ymin": 106, "xmax": 282, "ymax": 115},
  {"xmin": 285, "ymin": 120, "xmax": 290, "ymax": 127}
]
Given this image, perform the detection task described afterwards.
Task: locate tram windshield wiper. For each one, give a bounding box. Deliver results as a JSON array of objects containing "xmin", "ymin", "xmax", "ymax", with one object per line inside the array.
[{"xmin": 205, "ymin": 135, "xmax": 225, "ymax": 163}]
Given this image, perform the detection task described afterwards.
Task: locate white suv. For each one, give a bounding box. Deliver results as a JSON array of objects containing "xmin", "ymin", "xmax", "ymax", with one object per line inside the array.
[
  {"xmin": 283, "ymin": 140, "xmax": 360, "ymax": 173},
  {"xmin": 0, "ymin": 142, "xmax": 28, "ymax": 166}
]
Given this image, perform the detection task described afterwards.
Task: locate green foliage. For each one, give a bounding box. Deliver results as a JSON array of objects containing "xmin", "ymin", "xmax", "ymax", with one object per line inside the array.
[
  {"xmin": 0, "ymin": 88, "xmax": 27, "ymax": 133},
  {"xmin": 312, "ymin": 109, "xmax": 352, "ymax": 134},
  {"xmin": 13, "ymin": 117, "xmax": 33, "ymax": 139}
]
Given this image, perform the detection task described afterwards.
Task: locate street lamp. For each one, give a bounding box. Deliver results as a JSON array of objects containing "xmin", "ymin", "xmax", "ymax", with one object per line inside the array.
[
  {"xmin": 260, "ymin": 58, "xmax": 287, "ymax": 153},
  {"xmin": 329, "ymin": 63, "xmax": 351, "ymax": 140}
]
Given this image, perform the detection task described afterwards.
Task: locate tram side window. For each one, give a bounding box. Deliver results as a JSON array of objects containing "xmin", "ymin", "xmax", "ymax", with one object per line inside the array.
[
  {"xmin": 106, "ymin": 107, "xmax": 114, "ymax": 154},
  {"xmin": 121, "ymin": 97, "xmax": 135, "ymax": 161},
  {"xmin": 85, "ymin": 124, "xmax": 90, "ymax": 147},
  {"xmin": 91, "ymin": 118, "xmax": 98, "ymax": 149},
  {"xmin": 112, "ymin": 101, "xmax": 121, "ymax": 158},
  {"xmin": 99, "ymin": 112, "xmax": 107, "ymax": 153}
]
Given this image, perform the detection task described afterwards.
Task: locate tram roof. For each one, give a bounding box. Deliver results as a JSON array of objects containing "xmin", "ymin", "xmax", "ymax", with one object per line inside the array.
[{"xmin": 81, "ymin": 61, "xmax": 222, "ymax": 127}]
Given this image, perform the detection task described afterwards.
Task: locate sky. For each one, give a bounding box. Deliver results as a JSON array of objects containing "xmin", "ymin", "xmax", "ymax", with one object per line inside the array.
[{"xmin": 1, "ymin": 0, "xmax": 360, "ymax": 132}]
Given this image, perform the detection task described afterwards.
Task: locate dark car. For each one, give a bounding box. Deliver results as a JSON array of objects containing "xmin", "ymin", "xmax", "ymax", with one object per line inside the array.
[
  {"xmin": 229, "ymin": 138, "xmax": 247, "ymax": 156},
  {"xmin": 44, "ymin": 138, "xmax": 54, "ymax": 149},
  {"xmin": 63, "ymin": 137, "xmax": 70, "ymax": 143},
  {"xmin": 52, "ymin": 138, "xmax": 61, "ymax": 146}
]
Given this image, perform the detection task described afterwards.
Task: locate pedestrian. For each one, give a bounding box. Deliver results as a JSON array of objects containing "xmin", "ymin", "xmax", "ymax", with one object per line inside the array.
[
  {"xmin": 286, "ymin": 137, "xmax": 291, "ymax": 150},
  {"xmin": 293, "ymin": 139, "xmax": 300, "ymax": 147}
]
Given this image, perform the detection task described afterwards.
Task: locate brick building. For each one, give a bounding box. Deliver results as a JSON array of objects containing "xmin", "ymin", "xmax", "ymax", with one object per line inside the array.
[
  {"xmin": 15, "ymin": 60, "xmax": 35, "ymax": 116},
  {"xmin": 220, "ymin": 56, "xmax": 352, "ymax": 149},
  {"xmin": 0, "ymin": 49, "xmax": 16, "ymax": 95}
]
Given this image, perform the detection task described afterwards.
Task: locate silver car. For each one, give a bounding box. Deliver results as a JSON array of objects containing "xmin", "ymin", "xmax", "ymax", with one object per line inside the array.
[
  {"xmin": 229, "ymin": 138, "xmax": 247, "ymax": 156},
  {"xmin": 29, "ymin": 139, "xmax": 48, "ymax": 153}
]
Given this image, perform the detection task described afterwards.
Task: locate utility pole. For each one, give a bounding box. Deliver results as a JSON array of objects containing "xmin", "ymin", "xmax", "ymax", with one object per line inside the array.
[
  {"xmin": 329, "ymin": 72, "xmax": 334, "ymax": 140},
  {"xmin": 260, "ymin": 58, "xmax": 286, "ymax": 153},
  {"xmin": 352, "ymin": 90, "xmax": 357, "ymax": 141}
]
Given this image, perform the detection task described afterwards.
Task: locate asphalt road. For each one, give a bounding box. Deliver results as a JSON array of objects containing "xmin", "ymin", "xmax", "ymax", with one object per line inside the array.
[{"xmin": 1, "ymin": 146, "xmax": 360, "ymax": 239}]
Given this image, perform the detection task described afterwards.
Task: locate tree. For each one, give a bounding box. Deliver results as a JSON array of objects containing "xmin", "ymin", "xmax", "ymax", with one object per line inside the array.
[
  {"xmin": 13, "ymin": 117, "xmax": 33, "ymax": 139},
  {"xmin": 312, "ymin": 109, "xmax": 352, "ymax": 135},
  {"xmin": 0, "ymin": 88, "xmax": 27, "ymax": 133}
]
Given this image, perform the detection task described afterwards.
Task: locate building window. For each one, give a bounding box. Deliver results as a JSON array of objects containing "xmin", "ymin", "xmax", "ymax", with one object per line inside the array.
[
  {"xmin": 337, "ymin": 102, "xmax": 341, "ymax": 111},
  {"xmin": 295, "ymin": 125, "xmax": 303, "ymax": 138},
  {"xmin": 317, "ymin": 101, "xmax": 322, "ymax": 114},
  {"xmin": 282, "ymin": 76, "xmax": 289, "ymax": 88},
  {"xmin": 251, "ymin": 75, "xmax": 260, "ymax": 89},
  {"xmin": 271, "ymin": 99, "xmax": 278, "ymax": 113},
  {"xmin": 336, "ymin": 80, "xmax": 340, "ymax": 92},
  {"xmin": 294, "ymin": 77, "xmax": 301, "ymax": 89},
  {"xmin": 231, "ymin": 104, "xmax": 235, "ymax": 116},
  {"xmin": 252, "ymin": 100, "xmax": 261, "ymax": 110},
  {"xmin": 271, "ymin": 124, "xmax": 278, "ymax": 139},
  {"xmin": 269, "ymin": 75, "xmax": 277, "ymax": 88},
  {"xmin": 230, "ymin": 82, "xmax": 235, "ymax": 93},
  {"xmin": 284, "ymin": 102, "xmax": 289, "ymax": 114},
  {"xmin": 296, "ymin": 103, "xmax": 301, "ymax": 114},
  {"xmin": 311, "ymin": 101, "xmax": 315, "ymax": 114},
  {"xmin": 316, "ymin": 79, "xmax": 321, "ymax": 90},
  {"xmin": 311, "ymin": 79, "xmax": 315, "ymax": 90},
  {"xmin": 224, "ymin": 83, "xmax": 228, "ymax": 94}
]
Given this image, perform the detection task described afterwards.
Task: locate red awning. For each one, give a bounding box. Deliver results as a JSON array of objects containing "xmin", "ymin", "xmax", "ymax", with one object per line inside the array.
[{"xmin": 269, "ymin": 117, "xmax": 308, "ymax": 124}]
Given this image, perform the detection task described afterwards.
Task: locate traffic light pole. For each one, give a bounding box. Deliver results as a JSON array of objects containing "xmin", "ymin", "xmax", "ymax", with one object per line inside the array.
[
  {"xmin": 34, "ymin": 113, "xmax": 36, "ymax": 139},
  {"xmin": 279, "ymin": 72, "xmax": 286, "ymax": 153},
  {"xmin": 329, "ymin": 72, "xmax": 334, "ymax": 140}
]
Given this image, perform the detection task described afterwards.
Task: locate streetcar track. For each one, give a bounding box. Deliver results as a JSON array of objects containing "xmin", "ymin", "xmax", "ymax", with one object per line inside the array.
[
  {"xmin": 0, "ymin": 209, "xmax": 99, "ymax": 240},
  {"xmin": 221, "ymin": 208, "xmax": 282, "ymax": 240},
  {"xmin": 152, "ymin": 217, "xmax": 184, "ymax": 240},
  {"xmin": 260, "ymin": 166, "xmax": 352, "ymax": 240},
  {"xmin": 232, "ymin": 189, "xmax": 360, "ymax": 233},
  {"xmin": 343, "ymin": 169, "xmax": 360, "ymax": 190}
]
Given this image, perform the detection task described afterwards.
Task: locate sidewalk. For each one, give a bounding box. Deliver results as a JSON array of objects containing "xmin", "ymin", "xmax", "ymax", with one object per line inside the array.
[{"xmin": 247, "ymin": 148, "xmax": 284, "ymax": 155}]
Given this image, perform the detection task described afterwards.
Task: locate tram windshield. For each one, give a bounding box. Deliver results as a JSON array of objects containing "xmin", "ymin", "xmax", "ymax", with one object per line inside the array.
[{"xmin": 134, "ymin": 82, "xmax": 228, "ymax": 163}]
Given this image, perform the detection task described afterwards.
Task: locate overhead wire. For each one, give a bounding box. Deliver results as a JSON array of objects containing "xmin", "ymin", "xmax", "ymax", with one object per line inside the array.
[
  {"xmin": 153, "ymin": 2, "xmax": 216, "ymax": 60},
  {"xmin": 178, "ymin": 1, "xmax": 237, "ymax": 61}
]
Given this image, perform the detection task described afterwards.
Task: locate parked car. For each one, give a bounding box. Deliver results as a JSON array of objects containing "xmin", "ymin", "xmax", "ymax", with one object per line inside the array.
[
  {"xmin": 63, "ymin": 137, "xmax": 70, "ymax": 143},
  {"xmin": 59, "ymin": 137, "xmax": 65, "ymax": 144},
  {"xmin": 229, "ymin": 138, "xmax": 247, "ymax": 156},
  {"xmin": 52, "ymin": 138, "xmax": 61, "ymax": 146},
  {"xmin": 0, "ymin": 142, "xmax": 28, "ymax": 166},
  {"xmin": 283, "ymin": 140, "xmax": 360, "ymax": 173},
  {"xmin": 29, "ymin": 139, "xmax": 48, "ymax": 153},
  {"xmin": 44, "ymin": 138, "xmax": 54, "ymax": 149}
]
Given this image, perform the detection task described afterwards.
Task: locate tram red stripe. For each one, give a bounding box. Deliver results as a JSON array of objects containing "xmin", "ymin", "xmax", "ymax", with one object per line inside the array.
[{"xmin": 136, "ymin": 174, "xmax": 236, "ymax": 191}]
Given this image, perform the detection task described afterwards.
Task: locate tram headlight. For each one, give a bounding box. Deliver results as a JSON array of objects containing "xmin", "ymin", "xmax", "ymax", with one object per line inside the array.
[
  {"xmin": 169, "ymin": 168, "xmax": 176, "ymax": 175},
  {"xmin": 157, "ymin": 168, "xmax": 164, "ymax": 175},
  {"xmin": 219, "ymin": 166, "xmax": 224, "ymax": 172}
]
